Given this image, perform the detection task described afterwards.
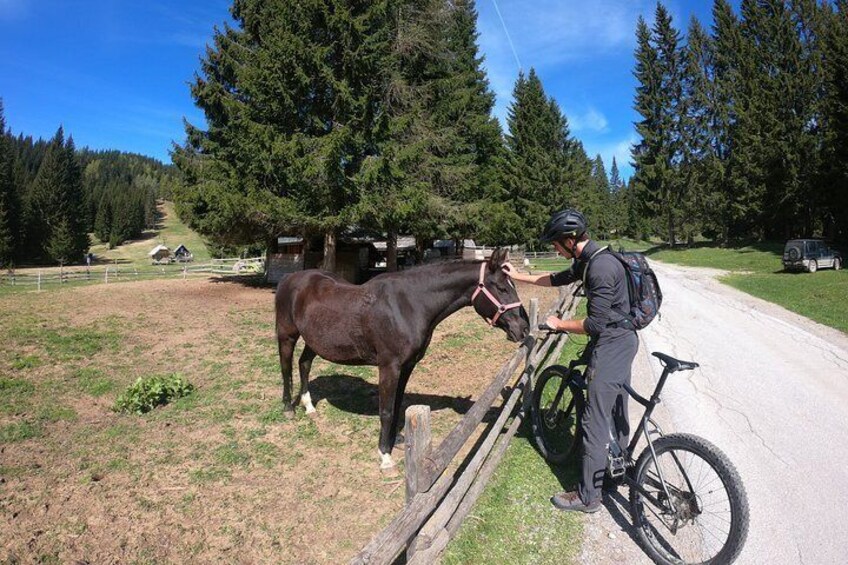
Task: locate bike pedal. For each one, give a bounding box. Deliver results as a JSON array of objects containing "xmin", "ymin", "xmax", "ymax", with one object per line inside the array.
[{"xmin": 608, "ymin": 455, "xmax": 627, "ymax": 478}]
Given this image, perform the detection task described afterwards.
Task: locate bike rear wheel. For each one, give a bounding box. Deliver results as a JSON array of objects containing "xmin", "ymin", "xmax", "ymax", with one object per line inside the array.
[
  {"xmin": 629, "ymin": 433, "xmax": 749, "ymax": 565},
  {"xmin": 530, "ymin": 365, "xmax": 584, "ymax": 464}
]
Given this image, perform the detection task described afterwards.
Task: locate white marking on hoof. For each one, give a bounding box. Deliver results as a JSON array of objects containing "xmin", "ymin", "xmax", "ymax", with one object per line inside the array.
[
  {"xmin": 379, "ymin": 450, "xmax": 395, "ymax": 470},
  {"xmin": 301, "ymin": 392, "xmax": 316, "ymax": 414}
]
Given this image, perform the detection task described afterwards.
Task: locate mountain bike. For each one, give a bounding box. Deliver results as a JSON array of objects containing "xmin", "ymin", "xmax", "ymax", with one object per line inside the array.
[{"xmin": 530, "ymin": 327, "xmax": 749, "ymax": 564}]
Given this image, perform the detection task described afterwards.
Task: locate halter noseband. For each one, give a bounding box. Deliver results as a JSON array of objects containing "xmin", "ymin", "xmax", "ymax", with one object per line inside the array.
[{"xmin": 471, "ymin": 262, "xmax": 523, "ymax": 326}]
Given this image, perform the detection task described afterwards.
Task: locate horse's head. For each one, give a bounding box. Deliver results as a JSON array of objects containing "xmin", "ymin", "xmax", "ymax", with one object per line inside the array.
[{"xmin": 472, "ymin": 248, "xmax": 530, "ymax": 342}]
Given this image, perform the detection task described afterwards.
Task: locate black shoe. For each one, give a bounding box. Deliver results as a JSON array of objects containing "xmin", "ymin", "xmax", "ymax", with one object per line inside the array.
[{"xmin": 551, "ymin": 491, "xmax": 601, "ymax": 513}]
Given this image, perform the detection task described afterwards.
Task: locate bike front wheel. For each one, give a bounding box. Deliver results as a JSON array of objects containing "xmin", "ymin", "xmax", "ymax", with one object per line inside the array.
[
  {"xmin": 629, "ymin": 433, "xmax": 749, "ymax": 565},
  {"xmin": 530, "ymin": 365, "xmax": 584, "ymax": 464}
]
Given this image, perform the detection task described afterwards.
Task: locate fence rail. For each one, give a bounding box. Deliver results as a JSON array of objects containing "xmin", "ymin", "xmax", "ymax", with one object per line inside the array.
[
  {"xmin": 351, "ymin": 285, "xmax": 581, "ymax": 564},
  {"xmin": 0, "ymin": 257, "xmax": 265, "ymax": 291}
]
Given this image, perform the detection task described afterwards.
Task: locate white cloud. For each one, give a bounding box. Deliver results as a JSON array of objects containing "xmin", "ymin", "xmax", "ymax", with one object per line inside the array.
[{"xmin": 568, "ymin": 107, "xmax": 608, "ymax": 133}]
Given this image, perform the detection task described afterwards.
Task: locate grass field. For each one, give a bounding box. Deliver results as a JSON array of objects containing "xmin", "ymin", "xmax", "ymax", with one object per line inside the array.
[
  {"xmin": 648, "ymin": 242, "xmax": 848, "ymax": 333},
  {"xmin": 444, "ymin": 303, "xmax": 592, "ymax": 563},
  {"xmin": 526, "ymin": 238, "xmax": 656, "ymax": 273},
  {"xmin": 0, "ymin": 272, "xmax": 579, "ymax": 562},
  {"xmin": 88, "ymin": 200, "xmax": 213, "ymax": 265}
]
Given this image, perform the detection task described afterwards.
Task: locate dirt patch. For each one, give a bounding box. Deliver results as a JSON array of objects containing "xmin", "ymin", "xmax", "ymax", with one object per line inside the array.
[{"xmin": 1, "ymin": 276, "xmax": 558, "ymax": 563}]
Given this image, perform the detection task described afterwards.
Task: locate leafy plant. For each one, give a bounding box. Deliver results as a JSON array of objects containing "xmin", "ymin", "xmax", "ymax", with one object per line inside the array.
[{"xmin": 114, "ymin": 373, "xmax": 195, "ymax": 414}]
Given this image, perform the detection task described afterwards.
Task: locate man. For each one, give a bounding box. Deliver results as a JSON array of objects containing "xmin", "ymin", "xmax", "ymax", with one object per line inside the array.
[{"xmin": 502, "ymin": 208, "xmax": 638, "ymax": 513}]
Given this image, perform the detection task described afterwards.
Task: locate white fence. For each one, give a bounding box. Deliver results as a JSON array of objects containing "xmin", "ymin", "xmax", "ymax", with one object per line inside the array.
[{"xmin": 0, "ymin": 257, "xmax": 265, "ymax": 291}]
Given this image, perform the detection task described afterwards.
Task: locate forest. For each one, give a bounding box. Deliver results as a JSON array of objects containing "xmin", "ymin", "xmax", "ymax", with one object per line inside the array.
[{"xmin": 2, "ymin": 0, "xmax": 847, "ymax": 268}]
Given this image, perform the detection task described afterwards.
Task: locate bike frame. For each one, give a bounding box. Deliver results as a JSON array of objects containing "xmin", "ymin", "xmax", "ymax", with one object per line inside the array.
[{"xmin": 561, "ymin": 357, "xmax": 689, "ymax": 515}]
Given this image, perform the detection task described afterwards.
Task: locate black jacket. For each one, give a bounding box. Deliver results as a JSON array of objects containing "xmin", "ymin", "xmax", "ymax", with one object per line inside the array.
[{"xmin": 549, "ymin": 240, "xmax": 633, "ymax": 342}]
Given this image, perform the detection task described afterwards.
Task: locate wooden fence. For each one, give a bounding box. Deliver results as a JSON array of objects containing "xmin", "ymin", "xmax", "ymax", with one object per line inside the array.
[
  {"xmin": 351, "ymin": 285, "xmax": 581, "ymax": 564},
  {"xmin": 0, "ymin": 257, "xmax": 265, "ymax": 291}
]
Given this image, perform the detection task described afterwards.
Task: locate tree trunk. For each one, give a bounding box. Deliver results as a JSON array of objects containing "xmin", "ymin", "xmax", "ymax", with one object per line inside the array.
[
  {"xmin": 415, "ymin": 236, "xmax": 426, "ymax": 264},
  {"xmin": 386, "ymin": 230, "xmax": 398, "ymax": 272},
  {"xmin": 667, "ymin": 207, "xmax": 675, "ymax": 247},
  {"xmin": 321, "ymin": 230, "xmax": 337, "ymax": 272}
]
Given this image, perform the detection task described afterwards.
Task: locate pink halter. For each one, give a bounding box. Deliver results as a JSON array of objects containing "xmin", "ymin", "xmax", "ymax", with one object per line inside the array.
[{"xmin": 471, "ymin": 262, "xmax": 523, "ymax": 326}]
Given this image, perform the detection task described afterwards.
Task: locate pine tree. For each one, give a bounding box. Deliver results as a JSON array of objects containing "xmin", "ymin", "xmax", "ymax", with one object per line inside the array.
[
  {"xmin": 26, "ymin": 128, "xmax": 88, "ymax": 263},
  {"xmin": 631, "ymin": 15, "xmax": 662, "ymax": 241},
  {"xmin": 821, "ymin": 0, "xmax": 848, "ymax": 242},
  {"xmin": 608, "ymin": 156, "xmax": 627, "ymax": 239},
  {"xmin": 174, "ymin": 0, "xmax": 380, "ymax": 269},
  {"xmin": 584, "ymin": 154, "xmax": 611, "ymax": 238},
  {"xmin": 0, "ymin": 101, "xmax": 18, "ymax": 266},
  {"xmin": 502, "ymin": 68, "xmax": 576, "ymax": 248}
]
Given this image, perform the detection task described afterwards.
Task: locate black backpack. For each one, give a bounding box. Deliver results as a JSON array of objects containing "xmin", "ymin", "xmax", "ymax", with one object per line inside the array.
[{"xmin": 583, "ymin": 247, "xmax": 663, "ymax": 330}]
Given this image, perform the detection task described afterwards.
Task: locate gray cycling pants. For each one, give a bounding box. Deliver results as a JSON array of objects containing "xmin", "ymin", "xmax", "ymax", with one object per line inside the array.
[{"xmin": 579, "ymin": 331, "xmax": 639, "ymax": 505}]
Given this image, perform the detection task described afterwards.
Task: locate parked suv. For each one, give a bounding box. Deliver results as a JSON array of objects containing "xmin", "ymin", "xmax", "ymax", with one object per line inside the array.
[{"xmin": 782, "ymin": 239, "xmax": 842, "ymax": 273}]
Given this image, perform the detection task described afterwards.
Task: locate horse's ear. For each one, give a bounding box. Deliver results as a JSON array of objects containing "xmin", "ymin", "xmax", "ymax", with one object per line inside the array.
[{"xmin": 488, "ymin": 247, "xmax": 506, "ymax": 272}]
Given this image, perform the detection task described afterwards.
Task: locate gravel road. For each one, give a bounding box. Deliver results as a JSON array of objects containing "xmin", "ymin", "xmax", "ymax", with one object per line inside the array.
[{"xmin": 579, "ymin": 260, "xmax": 848, "ymax": 565}]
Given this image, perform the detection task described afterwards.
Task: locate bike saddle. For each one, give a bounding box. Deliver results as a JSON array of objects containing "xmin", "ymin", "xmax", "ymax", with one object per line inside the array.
[{"xmin": 652, "ymin": 352, "xmax": 699, "ymax": 372}]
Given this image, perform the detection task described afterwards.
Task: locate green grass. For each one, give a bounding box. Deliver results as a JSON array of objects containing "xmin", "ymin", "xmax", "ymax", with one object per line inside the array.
[
  {"xmin": 444, "ymin": 313, "xmax": 590, "ymax": 564},
  {"xmin": 648, "ymin": 241, "xmax": 848, "ymax": 333},
  {"xmin": 527, "ymin": 238, "xmax": 657, "ymax": 273},
  {"xmin": 89, "ymin": 200, "xmax": 213, "ymax": 265},
  {"xmin": 647, "ymin": 241, "xmax": 785, "ymax": 273}
]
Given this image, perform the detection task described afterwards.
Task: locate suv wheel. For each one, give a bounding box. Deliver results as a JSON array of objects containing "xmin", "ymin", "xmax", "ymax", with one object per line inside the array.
[
  {"xmin": 835, "ymin": 258, "xmax": 842, "ymax": 271},
  {"xmin": 808, "ymin": 260, "xmax": 818, "ymax": 273}
]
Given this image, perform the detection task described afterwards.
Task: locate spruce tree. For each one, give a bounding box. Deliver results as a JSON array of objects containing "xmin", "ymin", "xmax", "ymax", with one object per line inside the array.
[
  {"xmin": 174, "ymin": 0, "xmax": 379, "ymax": 269},
  {"xmin": 631, "ymin": 15, "xmax": 663, "ymax": 241},
  {"xmin": 608, "ymin": 156, "xmax": 627, "ymax": 239},
  {"xmin": 821, "ymin": 0, "xmax": 848, "ymax": 241},
  {"xmin": 0, "ymin": 101, "xmax": 17, "ymax": 266},
  {"xmin": 27, "ymin": 128, "xmax": 88, "ymax": 263},
  {"xmin": 503, "ymin": 68, "xmax": 576, "ymax": 248},
  {"xmin": 679, "ymin": 16, "xmax": 719, "ymax": 244}
]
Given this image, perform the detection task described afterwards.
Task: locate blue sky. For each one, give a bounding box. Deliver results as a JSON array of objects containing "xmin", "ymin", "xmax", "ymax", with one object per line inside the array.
[{"xmin": 1, "ymin": 1, "xmax": 725, "ymax": 180}]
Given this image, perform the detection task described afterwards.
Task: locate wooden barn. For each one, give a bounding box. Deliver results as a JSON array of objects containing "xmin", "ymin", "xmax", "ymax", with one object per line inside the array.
[
  {"xmin": 173, "ymin": 244, "xmax": 193, "ymax": 262},
  {"xmin": 148, "ymin": 245, "xmax": 171, "ymax": 264},
  {"xmin": 266, "ymin": 231, "xmax": 377, "ymax": 285}
]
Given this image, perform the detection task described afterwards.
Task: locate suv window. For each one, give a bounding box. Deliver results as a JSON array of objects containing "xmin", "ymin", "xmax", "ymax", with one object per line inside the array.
[{"xmin": 806, "ymin": 241, "xmax": 818, "ymax": 254}]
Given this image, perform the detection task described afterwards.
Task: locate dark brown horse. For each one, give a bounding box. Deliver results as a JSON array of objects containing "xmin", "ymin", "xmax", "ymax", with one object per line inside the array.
[{"xmin": 275, "ymin": 248, "xmax": 529, "ymax": 468}]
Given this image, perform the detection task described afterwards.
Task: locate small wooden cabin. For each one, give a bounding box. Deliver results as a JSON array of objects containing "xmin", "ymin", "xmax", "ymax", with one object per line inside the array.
[
  {"xmin": 173, "ymin": 244, "xmax": 193, "ymax": 262},
  {"xmin": 148, "ymin": 245, "xmax": 171, "ymax": 264}
]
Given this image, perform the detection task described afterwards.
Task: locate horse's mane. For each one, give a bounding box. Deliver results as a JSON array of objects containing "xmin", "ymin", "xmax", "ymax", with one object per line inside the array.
[{"xmin": 368, "ymin": 258, "xmax": 482, "ymax": 281}]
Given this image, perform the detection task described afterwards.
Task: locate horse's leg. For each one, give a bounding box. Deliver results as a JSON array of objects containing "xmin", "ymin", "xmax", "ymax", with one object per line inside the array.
[
  {"xmin": 277, "ymin": 334, "xmax": 298, "ymax": 416},
  {"xmin": 298, "ymin": 345, "xmax": 317, "ymax": 415},
  {"xmin": 390, "ymin": 363, "xmax": 415, "ymax": 446},
  {"xmin": 377, "ymin": 362, "xmax": 401, "ymax": 469}
]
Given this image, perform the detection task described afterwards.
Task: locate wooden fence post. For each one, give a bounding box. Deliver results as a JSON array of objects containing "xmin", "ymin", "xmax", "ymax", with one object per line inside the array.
[
  {"xmin": 104, "ymin": 268, "xmax": 109, "ymax": 284},
  {"xmin": 405, "ymin": 405, "xmax": 431, "ymax": 504},
  {"xmin": 529, "ymin": 298, "xmax": 538, "ymax": 330},
  {"xmin": 37, "ymin": 270, "xmax": 41, "ymax": 291},
  {"xmin": 524, "ymin": 298, "xmax": 540, "ymax": 413}
]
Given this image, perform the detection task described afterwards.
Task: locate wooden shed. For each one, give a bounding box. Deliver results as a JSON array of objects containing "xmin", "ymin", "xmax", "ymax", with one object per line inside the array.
[
  {"xmin": 148, "ymin": 245, "xmax": 171, "ymax": 264},
  {"xmin": 173, "ymin": 244, "xmax": 193, "ymax": 262}
]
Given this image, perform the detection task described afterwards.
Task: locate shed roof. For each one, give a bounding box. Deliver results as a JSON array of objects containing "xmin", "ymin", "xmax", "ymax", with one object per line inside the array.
[
  {"xmin": 148, "ymin": 244, "xmax": 170, "ymax": 256},
  {"xmin": 373, "ymin": 236, "xmax": 416, "ymax": 251}
]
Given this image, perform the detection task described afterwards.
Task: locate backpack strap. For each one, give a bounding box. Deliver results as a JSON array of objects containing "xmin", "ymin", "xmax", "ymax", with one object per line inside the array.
[
  {"xmin": 582, "ymin": 246, "xmax": 635, "ymax": 331},
  {"xmin": 581, "ymin": 245, "xmax": 610, "ymax": 288}
]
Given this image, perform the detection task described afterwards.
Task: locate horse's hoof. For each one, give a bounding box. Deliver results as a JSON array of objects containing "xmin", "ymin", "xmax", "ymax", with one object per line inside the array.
[
  {"xmin": 305, "ymin": 407, "xmax": 318, "ymax": 418},
  {"xmin": 378, "ymin": 450, "xmax": 395, "ymax": 470},
  {"xmin": 282, "ymin": 407, "xmax": 296, "ymax": 420},
  {"xmin": 381, "ymin": 465, "xmax": 400, "ymax": 478}
]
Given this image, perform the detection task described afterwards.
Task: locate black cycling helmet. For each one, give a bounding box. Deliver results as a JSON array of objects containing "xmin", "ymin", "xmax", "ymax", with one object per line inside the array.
[{"xmin": 540, "ymin": 208, "xmax": 587, "ymax": 242}]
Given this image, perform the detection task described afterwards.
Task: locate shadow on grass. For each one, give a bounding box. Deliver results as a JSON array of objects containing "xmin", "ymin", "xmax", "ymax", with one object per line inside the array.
[
  {"xmin": 512, "ymin": 419, "xmax": 647, "ymax": 551},
  {"xmin": 208, "ymin": 274, "xmax": 275, "ymax": 290},
  {"xmin": 308, "ymin": 374, "xmax": 493, "ymax": 419}
]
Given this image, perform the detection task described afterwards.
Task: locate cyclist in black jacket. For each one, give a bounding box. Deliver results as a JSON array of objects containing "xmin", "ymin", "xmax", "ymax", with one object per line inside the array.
[{"xmin": 503, "ymin": 208, "xmax": 638, "ymax": 513}]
